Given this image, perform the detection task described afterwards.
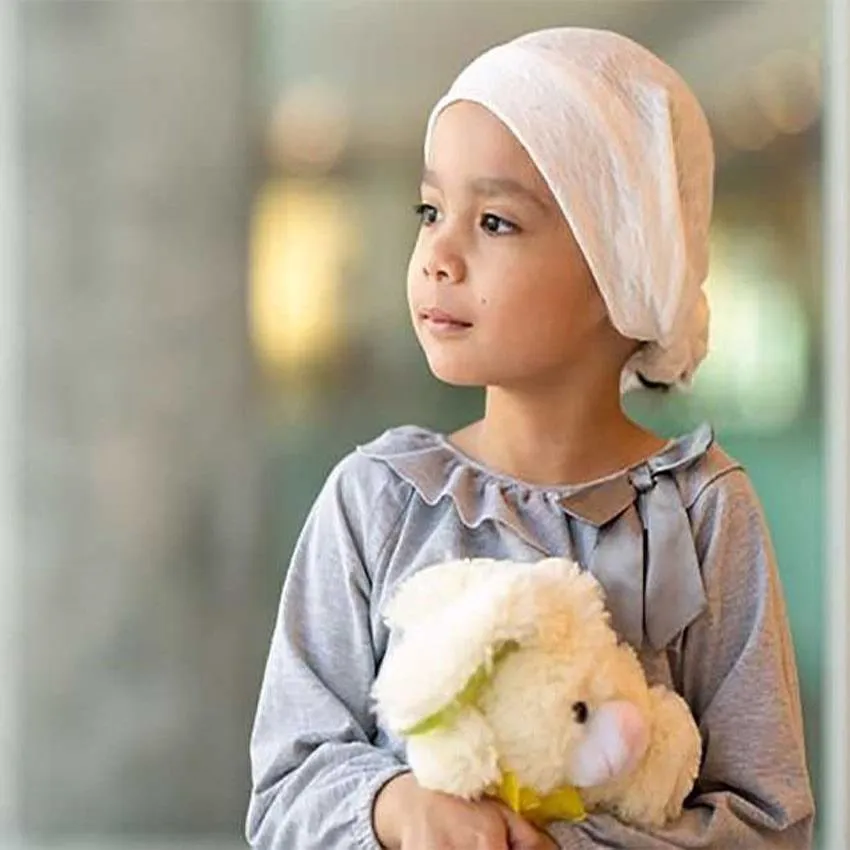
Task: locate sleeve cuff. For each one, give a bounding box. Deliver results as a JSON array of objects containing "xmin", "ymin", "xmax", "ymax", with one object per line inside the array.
[
  {"xmin": 547, "ymin": 818, "xmax": 599, "ymax": 849},
  {"xmin": 353, "ymin": 765, "xmax": 413, "ymax": 850}
]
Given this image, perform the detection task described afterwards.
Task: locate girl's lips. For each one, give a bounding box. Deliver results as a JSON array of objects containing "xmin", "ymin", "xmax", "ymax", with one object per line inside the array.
[{"xmin": 420, "ymin": 307, "xmax": 473, "ymax": 327}]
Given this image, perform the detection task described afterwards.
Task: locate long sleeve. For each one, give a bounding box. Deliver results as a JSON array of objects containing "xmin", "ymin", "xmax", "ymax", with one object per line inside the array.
[
  {"xmin": 245, "ymin": 455, "xmax": 410, "ymax": 850},
  {"xmin": 548, "ymin": 468, "xmax": 815, "ymax": 848}
]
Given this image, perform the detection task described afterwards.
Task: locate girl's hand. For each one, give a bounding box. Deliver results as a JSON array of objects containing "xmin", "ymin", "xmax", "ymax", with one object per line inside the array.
[
  {"xmin": 498, "ymin": 804, "xmax": 559, "ymax": 850},
  {"xmin": 374, "ymin": 773, "xmax": 558, "ymax": 850}
]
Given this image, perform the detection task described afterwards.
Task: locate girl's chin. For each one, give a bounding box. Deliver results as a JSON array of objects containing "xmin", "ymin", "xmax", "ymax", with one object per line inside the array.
[{"xmin": 424, "ymin": 357, "xmax": 491, "ymax": 388}]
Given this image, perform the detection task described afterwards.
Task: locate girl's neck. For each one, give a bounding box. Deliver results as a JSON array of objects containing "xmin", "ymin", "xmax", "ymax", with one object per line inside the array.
[{"xmin": 450, "ymin": 379, "xmax": 665, "ymax": 488}]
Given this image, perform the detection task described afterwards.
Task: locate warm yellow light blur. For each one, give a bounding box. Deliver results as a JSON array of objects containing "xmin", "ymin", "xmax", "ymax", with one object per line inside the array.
[
  {"xmin": 267, "ymin": 80, "xmax": 350, "ymax": 173},
  {"xmin": 751, "ymin": 49, "xmax": 821, "ymax": 136},
  {"xmin": 250, "ymin": 179, "xmax": 353, "ymax": 374}
]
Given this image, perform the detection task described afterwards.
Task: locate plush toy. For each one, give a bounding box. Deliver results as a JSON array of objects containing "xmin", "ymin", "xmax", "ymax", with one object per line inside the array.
[{"xmin": 372, "ymin": 557, "xmax": 701, "ymax": 829}]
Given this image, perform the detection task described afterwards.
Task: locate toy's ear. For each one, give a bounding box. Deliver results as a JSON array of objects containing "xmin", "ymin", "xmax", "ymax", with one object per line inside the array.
[
  {"xmin": 383, "ymin": 558, "xmax": 519, "ymax": 632},
  {"xmin": 374, "ymin": 568, "xmax": 535, "ymax": 735},
  {"xmin": 406, "ymin": 707, "xmax": 502, "ymax": 800}
]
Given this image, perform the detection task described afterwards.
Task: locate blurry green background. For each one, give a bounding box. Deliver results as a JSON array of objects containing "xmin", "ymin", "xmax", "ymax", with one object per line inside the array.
[{"xmin": 3, "ymin": 1, "xmax": 823, "ymax": 847}]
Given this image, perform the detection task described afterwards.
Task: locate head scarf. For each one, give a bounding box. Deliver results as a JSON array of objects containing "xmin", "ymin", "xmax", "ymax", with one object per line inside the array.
[{"xmin": 424, "ymin": 28, "xmax": 715, "ymax": 391}]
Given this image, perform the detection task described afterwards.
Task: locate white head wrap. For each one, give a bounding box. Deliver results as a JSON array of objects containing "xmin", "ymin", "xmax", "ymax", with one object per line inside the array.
[{"xmin": 423, "ymin": 28, "xmax": 715, "ymax": 391}]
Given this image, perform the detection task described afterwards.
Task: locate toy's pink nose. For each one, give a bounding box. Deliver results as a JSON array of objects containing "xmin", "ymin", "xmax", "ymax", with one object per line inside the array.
[{"xmin": 567, "ymin": 700, "xmax": 649, "ymax": 787}]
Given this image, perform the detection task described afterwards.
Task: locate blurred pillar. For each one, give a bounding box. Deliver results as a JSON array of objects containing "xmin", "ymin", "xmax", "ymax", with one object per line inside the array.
[
  {"xmin": 19, "ymin": 0, "xmax": 263, "ymax": 837},
  {"xmin": 0, "ymin": 0, "xmax": 21, "ymax": 840},
  {"xmin": 826, "ymin": 0, "xmax": 850, "ymax": 844}
]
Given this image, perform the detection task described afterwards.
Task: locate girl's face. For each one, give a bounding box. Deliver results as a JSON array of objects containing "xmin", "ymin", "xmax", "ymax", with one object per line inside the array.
[{"xmin": 407, "ymin": 101, "xmax": 620, "ymax": 390}]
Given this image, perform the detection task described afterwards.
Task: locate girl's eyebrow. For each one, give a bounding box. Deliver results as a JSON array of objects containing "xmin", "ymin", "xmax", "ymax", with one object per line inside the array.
[{"xmin": 421, "ymin": 168, "xmax": 551, "ymax": 212}]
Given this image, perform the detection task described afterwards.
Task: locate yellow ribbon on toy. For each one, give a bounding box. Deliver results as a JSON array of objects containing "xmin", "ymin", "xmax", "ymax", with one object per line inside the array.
[{"xmin": 491, "ymin": 769, "xmax": 586, "ymax": 825}]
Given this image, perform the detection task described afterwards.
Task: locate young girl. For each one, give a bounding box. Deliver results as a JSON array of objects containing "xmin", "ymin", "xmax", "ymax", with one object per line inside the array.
[{"xmin": 246, "ymin": 28, "xmax": 814, "ymax": 849}]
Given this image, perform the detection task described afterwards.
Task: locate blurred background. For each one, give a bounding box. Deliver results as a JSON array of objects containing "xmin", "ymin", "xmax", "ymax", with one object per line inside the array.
[{"xmin": 0, "ymin": 0, "xmax": 824, "ymax": 847}]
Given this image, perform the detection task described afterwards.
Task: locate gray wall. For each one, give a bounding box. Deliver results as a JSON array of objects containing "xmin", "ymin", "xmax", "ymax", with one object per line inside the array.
[{"xmin": 17, "ymin": 1, "xmax": 265, "ymax": 836}]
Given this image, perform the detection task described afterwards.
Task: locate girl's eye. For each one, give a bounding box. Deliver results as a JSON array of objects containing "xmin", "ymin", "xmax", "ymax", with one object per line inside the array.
[
  {"xmin": 413, "ymin": 203, "xmax": 439, "ymax": 226},
  {"xmin": 480, "ymin": 213, "xmax": 518, "ymax": 235}
]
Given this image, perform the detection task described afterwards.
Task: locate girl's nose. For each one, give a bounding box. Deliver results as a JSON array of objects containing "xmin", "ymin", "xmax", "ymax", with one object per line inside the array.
[{"xmin": 423, "ymin": 237, "xmax": 466, "ymax": 284}]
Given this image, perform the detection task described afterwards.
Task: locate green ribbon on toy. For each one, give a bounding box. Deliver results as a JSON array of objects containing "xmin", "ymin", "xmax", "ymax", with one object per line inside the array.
[{"xmin": 401, "ymin": 640, "xmax": 520, "ymax": 736}]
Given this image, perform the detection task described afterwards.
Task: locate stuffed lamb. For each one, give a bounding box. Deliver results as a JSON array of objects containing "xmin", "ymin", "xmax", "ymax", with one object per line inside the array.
[{"xmin": 372, "ymin": 557, "xmax": 701, "ymax": 828}]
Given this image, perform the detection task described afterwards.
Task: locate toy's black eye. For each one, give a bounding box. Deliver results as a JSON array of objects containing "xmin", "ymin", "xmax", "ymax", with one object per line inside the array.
[{"xmin": 572, "ymin": 701, "xmax": 589, "ymax": 724}]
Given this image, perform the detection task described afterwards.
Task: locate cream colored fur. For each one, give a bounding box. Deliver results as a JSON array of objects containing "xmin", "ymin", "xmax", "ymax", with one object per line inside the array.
[{"xmin": 373, "ymin": 557, "xmax": 701, "ymax": 829}]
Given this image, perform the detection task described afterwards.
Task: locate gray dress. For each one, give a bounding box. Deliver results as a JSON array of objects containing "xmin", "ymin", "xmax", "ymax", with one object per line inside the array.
[{"xmin": 246, "ymin": 424, "xmax": 815, "ymax": 849}]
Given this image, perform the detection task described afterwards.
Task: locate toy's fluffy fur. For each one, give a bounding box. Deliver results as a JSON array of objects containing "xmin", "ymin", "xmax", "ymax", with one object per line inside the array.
[{"xmin": 373, "ymin": 557, "xmax": 701, "ymax": 828}]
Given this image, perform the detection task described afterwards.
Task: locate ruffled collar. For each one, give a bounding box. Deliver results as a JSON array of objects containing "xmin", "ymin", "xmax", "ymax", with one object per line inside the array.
[
  {"xmin": 360, "ymin": 423, "xmax": 717, "ymax": 651},
  {"xmin": 358, "ymin": 423, "xmax": 714, "ymax": 530}
]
